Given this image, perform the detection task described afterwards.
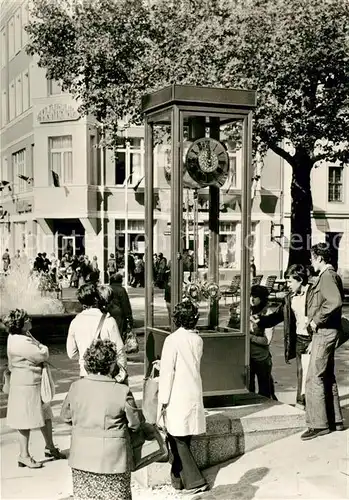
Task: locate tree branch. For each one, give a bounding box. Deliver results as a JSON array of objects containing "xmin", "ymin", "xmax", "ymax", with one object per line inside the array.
[{"xmin": 269, "ymin": 143, "xmax": 295, "ymax": 167}]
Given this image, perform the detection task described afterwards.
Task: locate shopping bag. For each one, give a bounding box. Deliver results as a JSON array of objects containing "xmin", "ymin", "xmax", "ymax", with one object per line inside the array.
[
  {"xmin": 41, "ymin": 363, "xmax": 55, "ymax": 404},
  {"xmin": 301, "ymin": 353, "xmax": 311, "ymax": 396},
  {"xmin": 125, "ymin": 329, "xmax": 139, "ymax": 354},
  {"xmin": 142, "ymin": 363, "xmax": 159, "ymax": 424},
  {"xmin": 130, "ymin": 421, "xmax": 168, "ymax": 471},
  {"xmin": 2, "ymin": 367, "xmax": 11, "ymax": 394},
  {"xmin": 337, "ymin": 316, "xmax": 349, "ymax": 349}
]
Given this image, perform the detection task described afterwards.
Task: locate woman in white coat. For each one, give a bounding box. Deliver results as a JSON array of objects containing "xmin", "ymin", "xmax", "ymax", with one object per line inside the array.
[{"xmin": 158, "ymin": 300, "xmax": 209, "ymax": 494}]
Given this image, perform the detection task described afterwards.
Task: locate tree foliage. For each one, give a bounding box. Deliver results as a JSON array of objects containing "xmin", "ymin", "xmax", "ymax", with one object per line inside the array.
[{"xmin": 27, "ymin": 0, "xmax": 349, "ymax": 265}]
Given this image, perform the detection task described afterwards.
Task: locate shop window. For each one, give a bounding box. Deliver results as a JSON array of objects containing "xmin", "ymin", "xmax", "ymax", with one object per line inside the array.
[
  {"xmin": 13, "ymin": 149, "xmax": 26, "ymax": 193},
  {"xmin": 328, "ymin": 166, "xmax": 343, "ymax": 202},
  {"xmin": 49, "ymin": 136, "xmax": 73, "ymax": 185}
]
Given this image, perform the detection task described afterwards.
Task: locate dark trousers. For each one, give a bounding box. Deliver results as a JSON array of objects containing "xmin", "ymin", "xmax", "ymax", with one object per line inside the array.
[
  {"xmin": 295, "ymin": 335, "xmax": 312, "ymax": 406},
  {"xmin": 167, "ymin": 434, "xmax": 206, "ymax": 491},
  {"xmin": 249, "ymin": 356, "xmax": 277, "ymax": 399}
]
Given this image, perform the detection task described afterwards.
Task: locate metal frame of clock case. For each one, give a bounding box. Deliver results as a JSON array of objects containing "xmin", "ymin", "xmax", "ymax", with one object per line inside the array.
[{"xmin": 142, "ymin": 85, "xmax": 257, "ymax": 400}]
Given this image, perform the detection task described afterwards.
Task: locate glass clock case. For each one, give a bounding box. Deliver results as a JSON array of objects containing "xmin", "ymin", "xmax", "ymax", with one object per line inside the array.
[{"xmin": 142, "ymin": 85, "xmax": 256, "ymax": 400}]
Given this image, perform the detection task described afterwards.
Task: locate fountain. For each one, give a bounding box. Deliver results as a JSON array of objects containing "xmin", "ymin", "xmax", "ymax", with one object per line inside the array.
[{"xmin": 0, "ymin": 266, "xmax": 78, "ymax": 345}]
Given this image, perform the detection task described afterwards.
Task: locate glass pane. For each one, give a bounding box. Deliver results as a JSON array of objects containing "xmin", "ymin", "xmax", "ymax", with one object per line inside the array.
[
  {"xmin": 51, "ymin": 152, "xmax": 61, "ymax": 178},
  {"xmin": 63, "ymin": 151, "xmax": 73, "ymax": 183}
]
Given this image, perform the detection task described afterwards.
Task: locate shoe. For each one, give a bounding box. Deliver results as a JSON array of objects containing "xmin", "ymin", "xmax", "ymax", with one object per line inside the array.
[
  {"xmin": 182, "ymin": 484, "xmax": 209, "ymax": 495},
  {"xmin": 295, "ymin": 403, "xmax": 305, "ymax": 411},
  {"xmin": 301, "ymin": 428, "xmax": 330, "ymax": 441},
  {"xmin": 18, "ymin": 456, "xmax": 43, "ymax": 468},
  {"xmin": 45, "ymin": 447, "xmax": 65, "ymax": 460},
  {"xmin": 330, "ymin": 423, "xmax": 345, "ymax": 432}
]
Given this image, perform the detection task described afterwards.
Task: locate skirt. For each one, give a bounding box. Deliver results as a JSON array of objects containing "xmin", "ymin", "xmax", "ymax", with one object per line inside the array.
[
  {"xmin": 7, "ymin": 384, "xmax": 53, "ymax": 430},
  {"xmin": 72, "ymin": 469, "xmax": 132, "ymax": 500}
]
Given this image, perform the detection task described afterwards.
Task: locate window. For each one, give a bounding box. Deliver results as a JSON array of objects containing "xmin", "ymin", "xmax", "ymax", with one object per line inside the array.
[
  {"xmin": 328, "ymin": 166, "xmax": 343, "ymax": 202},
  {"xmin": 14, "ymin": 9, "xmax": 21, "ymax": 54},
  {"xmin": 8, "ymin": 18, "xmax": 15, "ymax": 59},
  {"xmin": 49, "ymin": 136, "xmax": 73, "ymax": 185},
  {"xmin": 15, "ymin": 75, "xmax": 23, "ymax": 116},
  {"xmin": 21, "ymin": 2, "xmax": 29, "ymax": 46},
  {"xmin": 1, "ymin": 29, "xmax": 6, "ymax": 67},
  {"xmin": 22, "ymin": 70, "xmax": 30, "ymax": 110},
  {"xmin": 1, "ymin": 157, "xmax": 9, "ymax": 182},
  {"xmin": 13, "ymin": 149, "xmax": 26, "ymax": 193},
  {"xmin": 48, "ymin": 79, "xmax": 64, "ymax": 96},
  {"xmin": 9, "ymin": 81, "xmax": 15, "ymax": 121},
  {"xmin": 1, "ymin": 90, "xmax": 7, "ymax": 127},
  {"xmin": 115, "ymin": 138, "xmax": 144, "ymax": 186}
]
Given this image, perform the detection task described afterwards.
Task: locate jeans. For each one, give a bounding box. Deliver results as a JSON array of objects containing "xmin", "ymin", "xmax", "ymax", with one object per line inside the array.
[
  {"xmin": 167, "ymin": 434, "xmax": 206, "ymax": 491},
  {"xmin": 305, "ymin": 329, "xmax": 343, "ymax": 429},
  {"xmin": 295, "ymin": 335, "xmax": 312, "ymax": 406},
  {"xmin": 249, "ymin": 356, "xmax": 276, "ymax": 399}
]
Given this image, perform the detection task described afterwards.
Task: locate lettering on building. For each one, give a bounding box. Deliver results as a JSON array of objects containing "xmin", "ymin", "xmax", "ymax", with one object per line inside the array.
[{"xmin": 37, "ymin": 103, "xmax": 80, "ymax": 123}]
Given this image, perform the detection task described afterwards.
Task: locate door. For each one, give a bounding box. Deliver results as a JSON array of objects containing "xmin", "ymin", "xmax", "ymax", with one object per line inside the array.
[{"xmin": 61, "ymin": 236, "xmax": 75, "ymax": 259}]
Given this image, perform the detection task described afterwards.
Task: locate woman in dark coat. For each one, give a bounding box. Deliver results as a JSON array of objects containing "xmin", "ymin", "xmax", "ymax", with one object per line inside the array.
[{"xmin": 108, "ymin": 274, "xmax": 134, "ymax": 343}]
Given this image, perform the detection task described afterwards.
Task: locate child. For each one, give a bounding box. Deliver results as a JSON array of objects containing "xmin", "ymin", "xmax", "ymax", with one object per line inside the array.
[{"xmin": 249, "ymin": 285, "xmax": 277, "ymax": 400}]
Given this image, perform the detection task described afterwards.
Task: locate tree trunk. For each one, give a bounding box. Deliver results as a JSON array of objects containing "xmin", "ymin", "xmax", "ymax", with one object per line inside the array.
[{"xmin": 287, "ymin": 154, "xmax": 313, "ymax": 269}]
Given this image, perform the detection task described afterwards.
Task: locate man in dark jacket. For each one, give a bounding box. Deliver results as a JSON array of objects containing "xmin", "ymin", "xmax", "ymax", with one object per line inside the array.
[
  {"xmin": 258, "ymin": 264, "xmax": 312, "ymax": 408},
  {"xmin": 109, "ymin": 273, "xmax": 134, "ymax": 343},
  {"xmin": 300, "ymin": 243, "xmax": 344, "ymax": 440}
]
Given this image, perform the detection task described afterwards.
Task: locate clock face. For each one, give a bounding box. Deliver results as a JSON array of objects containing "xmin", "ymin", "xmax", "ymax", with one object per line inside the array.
[{"xmin": 185, "ymin": 138, "xmax": 229, "ymax": 187}]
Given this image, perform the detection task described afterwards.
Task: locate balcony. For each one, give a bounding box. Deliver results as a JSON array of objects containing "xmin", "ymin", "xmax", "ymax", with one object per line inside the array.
[{"xmin": 33, "ymin": 185, "xmax": 98, "ymax": 219}]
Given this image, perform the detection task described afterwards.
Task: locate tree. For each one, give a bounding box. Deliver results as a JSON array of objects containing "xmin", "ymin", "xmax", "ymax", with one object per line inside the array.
[{"xmin": 27, "ymin": 0, "xmax": 349, "ymax": 266}]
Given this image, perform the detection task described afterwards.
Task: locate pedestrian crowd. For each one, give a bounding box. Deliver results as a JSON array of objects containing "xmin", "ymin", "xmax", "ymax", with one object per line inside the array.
[{"xmin": 1, "ymin": 242, "xmax": 345, "ymax": 499}]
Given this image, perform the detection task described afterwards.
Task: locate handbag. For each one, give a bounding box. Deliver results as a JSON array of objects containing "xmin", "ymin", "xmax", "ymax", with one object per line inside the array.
[
  {"xmin": 130, "ymin": 411, "xmax": 169, "ymax": 471},
  {"xmin": 142, "ymin": 362, "xmax": 159, "ymax": 424},
  {"xmin": 337, "ymin": 316, "xmax": 349, "ymax": 349},
  {"xmin": 41, "ymin": 363, "xmax": 55, "ymax": 404},
  {"xmin": 301, "ymin": 353, "xmax": 311, "ymax": 396},
  {"xmin": 95, "ymin": 313, "xmax": 107, "ymax": 340},
  {"xmin": 125, "ymin": 329, "xmax": 139, "ymax": 354},
  {"xmin": 2, "ymin": 367, "xmax": 11, "ymax": 394}
]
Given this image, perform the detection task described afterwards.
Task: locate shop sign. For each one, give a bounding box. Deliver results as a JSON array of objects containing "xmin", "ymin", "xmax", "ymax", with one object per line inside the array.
[{"xmin": 38, "ymin": 103, "xmax": 80, "ymax": 123}]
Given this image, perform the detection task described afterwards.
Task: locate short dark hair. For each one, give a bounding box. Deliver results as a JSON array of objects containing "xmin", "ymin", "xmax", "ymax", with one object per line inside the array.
[
  {"xmin": 173, "ymin": 300, "xmax": 199, "ymax": 329},
  {"xmin": 311, "ymin": 243, "xmax": 332, "ymax": 264},
  {"xmin": 251, "ymin": 285, "xmax": 269, "ymax": 309},
  {"xmin": 110, "ymin": 273, "xmax": 123, "ymax": 284},
  {"xmin": 286, "ymin": 264, "xmax": 308, "ymax": 285},
  {"xmin": 77, "ymin": 283, "xmax": 98, "ymax": 307},
  {"xmin": 2, "ymin": 309, "xmax": 29, "ymax": 335},
  {"xmin": 84, "ymin": 339, "xmax": 119, "ymax": 376}
]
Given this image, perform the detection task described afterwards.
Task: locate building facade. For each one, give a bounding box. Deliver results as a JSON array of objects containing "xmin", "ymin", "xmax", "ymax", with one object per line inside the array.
[{"xmin": 1, "ymin": 0, "xmax": 348, "ymax": 282}]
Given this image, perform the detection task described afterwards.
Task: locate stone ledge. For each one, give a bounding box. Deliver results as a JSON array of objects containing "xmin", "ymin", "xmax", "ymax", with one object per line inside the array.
[{"xmin": 134, "ymin": 395, "xmax": 305, "ymax": 488}]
